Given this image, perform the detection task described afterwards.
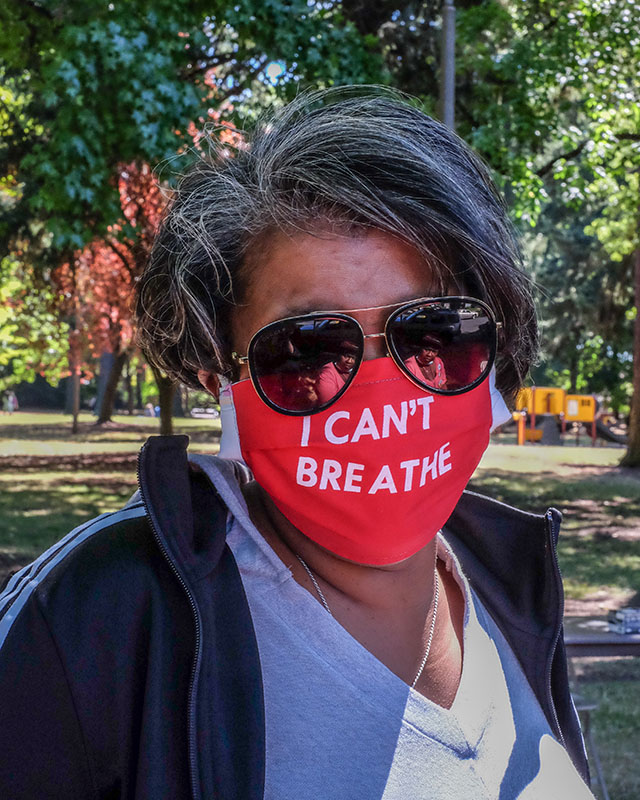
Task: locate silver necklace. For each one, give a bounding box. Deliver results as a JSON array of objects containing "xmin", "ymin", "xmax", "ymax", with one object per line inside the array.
[
  {"xmin": 296, "ymin": 554, "xmax": 333, "ymax": 616},
  {"xmin": 295, "ymin": 553, "xmax": 439, "ymax": 688},
  {"xmin": 411, "ymin": 570, "xmax": 439, "ymax": 688}
]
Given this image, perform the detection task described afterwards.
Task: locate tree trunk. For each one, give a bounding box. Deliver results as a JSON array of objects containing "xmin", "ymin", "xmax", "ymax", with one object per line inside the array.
[
  {"xmin": 173, "ymin": 385, "xmax": 185, "ymax": 417},
  {"xmin": 71, "ymin": 362, "xmax": 81, "ymax": 435},
  {"xmin": 621, "ymin": 244, "xmax": 640, "ymax": 466},
  {"xmin": 568, "ymin": 325, "xmax": 582, "ymax": 394},
  {"xmin": 64, "ymin": 375, "xmax": 74, "ymax": 415},
  {"xmin": 67, "ymin": 279, "xmax": 82, "ymax": 433},
  {"xmin": 135, "ymin": 366, "xmax": 144, "ymax": 410},
  {"xmin": 124, "ymin": 356, "xmax": 135, "ymax": 415},
  {"xmin": 69, "ymin": 325, "xmax": 81, "ymax": 434},
  {"xmin": 151, "ymin": 364, "xmax": 175, "ymax": 435},
  {"xmin": 94, "ymin": 352, "xmax": 114, "ymax": 418},
  {"xmin": 95, "ymin": 350, "xmax": 128, "ymax": 424},
  {"xmin": 568, "ymin": 350, "xmax": 578, "ymax": 395}
]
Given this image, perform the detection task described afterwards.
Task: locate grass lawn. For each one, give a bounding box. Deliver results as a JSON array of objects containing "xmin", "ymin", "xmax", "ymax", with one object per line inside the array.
[
  {"xmin": 0, "ymin": 410, "xmax": 220, "ymax": 458},
  {"xmin": 1, "ymin": 411, "xmax": 638, "ymax": 797},
  {"xmin": 472, "ymin": 440, "xmax": 640, "ymax": 609},
  {"xmin": 571, "ymin": 659, "xmax": 640, "ymax": 800},
  {"xmin": 0, "ymin": 411, "xmax": 221, "ymax": 568}
]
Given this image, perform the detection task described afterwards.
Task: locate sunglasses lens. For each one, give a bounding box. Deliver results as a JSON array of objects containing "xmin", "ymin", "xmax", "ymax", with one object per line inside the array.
[
  {"xmin": 250, "ymin": 316, "xmax": 362, "ymax": 413},
  {"xmin": 388, "ymin": 300, "xmax": 495, "ymax": 393}
]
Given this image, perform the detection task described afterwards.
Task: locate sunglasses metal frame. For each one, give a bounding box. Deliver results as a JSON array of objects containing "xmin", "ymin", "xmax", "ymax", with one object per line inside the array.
[{"xmin": 232, "ymin": 296, "xmax": 500, "ymax": 416}]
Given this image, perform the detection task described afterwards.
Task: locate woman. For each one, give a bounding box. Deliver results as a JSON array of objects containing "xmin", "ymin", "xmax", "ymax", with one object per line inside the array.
[
  {"xmin": 404, "ymin": 334, "xmax": 448, "ymax": 389},
  {"xmin": 316, "ymin": 340, "xmax": 359, "ymax": 404},
  {"xmin": 0, "ymin": 90, "xmax": 592, "ymax": 799}
]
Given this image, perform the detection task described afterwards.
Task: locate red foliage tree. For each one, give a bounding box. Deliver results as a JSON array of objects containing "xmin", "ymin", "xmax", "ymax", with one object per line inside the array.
[{"xmin": 54, "ymin": 162, "xmax": 167, "ymax": 425}]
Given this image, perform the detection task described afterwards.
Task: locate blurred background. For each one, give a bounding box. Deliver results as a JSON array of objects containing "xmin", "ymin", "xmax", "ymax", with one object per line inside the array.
[{"xmin": 1, "ymin": 2, "xmax": 639, "ymax": 796}]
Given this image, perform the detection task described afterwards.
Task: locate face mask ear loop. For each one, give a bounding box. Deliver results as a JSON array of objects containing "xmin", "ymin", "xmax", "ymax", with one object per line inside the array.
[
  {"xmin": 489, "ymin": 368, "xmax": 511, "ymax": 432},
  {"xmin": 218, "ymin": 380, "xmax": 246, "ymax": 462}
]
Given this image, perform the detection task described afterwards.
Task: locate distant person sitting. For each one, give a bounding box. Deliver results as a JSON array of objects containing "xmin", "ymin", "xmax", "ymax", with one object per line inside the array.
[
  {"xmin": 316, "ymin": 341, "xmax": 358, "ymax": 404},
  {"xmin": 405, "ymin": 335, "xmax": 447, "ymax": 389}
]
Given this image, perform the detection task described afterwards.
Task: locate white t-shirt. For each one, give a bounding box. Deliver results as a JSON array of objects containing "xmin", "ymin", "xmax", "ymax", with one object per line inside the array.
[{"xmin": 226, "ymin": 515, "xmax": 593, "ymax": 800}]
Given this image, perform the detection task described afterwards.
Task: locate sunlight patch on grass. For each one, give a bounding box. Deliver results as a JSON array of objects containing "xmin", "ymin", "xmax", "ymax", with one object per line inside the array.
[
  {"xmin": 0, "ymin": 411, "xmax": 221, "ymax": 457},
  {"xmin": 0, "ymin": 439, "xmax": 143, "ymax": 456},
  {"xmin": 480, "ymin": 442, "xmax": 627, "ymax": 474}
]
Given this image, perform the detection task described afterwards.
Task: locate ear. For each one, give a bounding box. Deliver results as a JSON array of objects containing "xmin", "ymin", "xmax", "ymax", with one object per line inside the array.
[{"xmin": 197, "ymin": 370, "xmax": 221, "ymax": 401}]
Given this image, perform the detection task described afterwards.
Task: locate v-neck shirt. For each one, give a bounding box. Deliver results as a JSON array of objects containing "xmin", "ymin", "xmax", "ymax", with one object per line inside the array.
[{"xmin": 225, "ymin": 510, "xmax": 593, "ymax": 800}]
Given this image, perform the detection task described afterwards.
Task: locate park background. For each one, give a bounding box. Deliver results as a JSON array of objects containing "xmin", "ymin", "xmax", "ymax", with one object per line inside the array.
[{"xmin": 1, "ymin": 1, "xmax": 639, "ymax": 797}]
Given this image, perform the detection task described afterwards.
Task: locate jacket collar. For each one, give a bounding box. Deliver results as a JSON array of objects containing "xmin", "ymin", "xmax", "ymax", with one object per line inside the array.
[
  {"xmin": 137, "ymin": 434, "xmax": 238, "ymax": 593},
  {"xmin": 444, "ymin": 489, "xmax": 563, "ymax": 640}
]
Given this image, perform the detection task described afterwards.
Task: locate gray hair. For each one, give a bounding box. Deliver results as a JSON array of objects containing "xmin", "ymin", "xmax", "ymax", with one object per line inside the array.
[{"xmin": 136, "ymin": 87, "xmax": 537, "ymax": 401}]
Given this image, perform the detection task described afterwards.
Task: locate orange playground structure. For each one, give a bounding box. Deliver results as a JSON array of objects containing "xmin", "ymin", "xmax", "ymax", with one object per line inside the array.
[{"xmin": 513, "ymin": 386, "xmax": 598, "ymax": 445}]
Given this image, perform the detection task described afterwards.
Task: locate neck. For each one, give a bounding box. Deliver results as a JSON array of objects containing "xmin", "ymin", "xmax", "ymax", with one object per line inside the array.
[{"xmin": 243, "ymin": 481, "xmax": 438, "ymax": 613}]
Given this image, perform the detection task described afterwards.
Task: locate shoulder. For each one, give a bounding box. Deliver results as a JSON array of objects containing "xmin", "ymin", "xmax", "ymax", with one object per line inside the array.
[
  {"xmin": 0, "ymin": 498, "xmax": 197, "ymax": 798},
  {"xmin": 318, "ymin": 362, "xmax": 339, "ymax": 381},
  {"xmin": 0, "ymin": 499, "xmax": 186, "ymax": 657},
  {"xmin": 404, "ymin": 356, "xmax": 420, "ymax": 377}
]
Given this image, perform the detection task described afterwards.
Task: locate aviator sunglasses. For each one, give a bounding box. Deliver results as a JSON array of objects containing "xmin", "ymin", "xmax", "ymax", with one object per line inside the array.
[{"xmin": 232, "ymin": 296, "xmax": 500, "ymax": 416}]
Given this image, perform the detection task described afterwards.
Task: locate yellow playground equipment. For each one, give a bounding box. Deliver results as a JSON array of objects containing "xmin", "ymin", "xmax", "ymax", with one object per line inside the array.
[{"xmin": 513, "ymin": 387, "xmax": 597, "ymax": 445}]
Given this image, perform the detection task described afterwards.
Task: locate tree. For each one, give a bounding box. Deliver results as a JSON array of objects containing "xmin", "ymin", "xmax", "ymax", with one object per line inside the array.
[
  {"xmin": 0, "ymin": 256, "xmax": 70, "ymax": 392},
  {"xmin": 346, "ymin": 0, "xmax": 639, "ymax": 452},
  {"xmin": 526, "ymin": 192, "xmax": 634, "ymax": 414},
  {"xmin": 47, "ymin": 160, "xmax": 167, "ymax": 424},
  {"xmin": 54, "ymin": 240, "xmax": 133, "ymax": 420},
  {"xmin": 4, "ymin": 0, "xmax": 638, "ymax": 446},
  {"xmin": 95, "ymin": 161, "xmax": 167, "ymax": 423},
  {"xmin": 1, "ymin": 0, "xmax": 383, "ymax": 430},
  {"xmin": 0, "ymin": 0, "xmax": 382, "ymax": 254}
]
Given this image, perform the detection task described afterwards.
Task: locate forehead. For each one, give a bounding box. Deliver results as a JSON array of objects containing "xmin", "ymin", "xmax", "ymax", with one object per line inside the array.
[{"xmin": 232, "ymin": 228, "xmax": 444, "ymax": 347}]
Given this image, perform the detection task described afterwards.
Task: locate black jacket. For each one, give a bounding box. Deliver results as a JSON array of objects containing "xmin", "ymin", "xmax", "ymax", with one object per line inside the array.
[{"xmin": 0, "ymin": 435, "xmax": 588, "ymax": 799}]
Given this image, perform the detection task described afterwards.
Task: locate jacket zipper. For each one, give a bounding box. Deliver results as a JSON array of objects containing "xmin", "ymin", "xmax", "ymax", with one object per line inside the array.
[
  {"xmin": 136, "ymin": 446, "xmax": 203, "ymax": 800},
  {"xmin": 544, "ymin": 508, "xmax": 567, "ymax": 749}
]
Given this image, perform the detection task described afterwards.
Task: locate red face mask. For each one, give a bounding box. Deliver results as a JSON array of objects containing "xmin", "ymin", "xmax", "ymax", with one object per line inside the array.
[{"xmin": 220, "ymin": 357, "xmax": 493, "ymax": 565}]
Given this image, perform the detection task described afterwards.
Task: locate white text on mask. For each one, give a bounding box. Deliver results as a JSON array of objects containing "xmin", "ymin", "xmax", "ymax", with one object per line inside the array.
[
  {"xmin": 300, "ymin": 397, "xmax": 434, "ymax": 447},
  {"xmin": 295, "ymin": 443, "xmax": 452, "ymax": 494}
]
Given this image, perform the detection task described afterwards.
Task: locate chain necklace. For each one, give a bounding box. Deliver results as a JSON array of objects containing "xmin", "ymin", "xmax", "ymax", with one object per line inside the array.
[
  {"xmin": 296, "ymin": 555, "xmax": 333, "ymax": 616},
  {"xmin": 295, "ymin": 553, "xmax": 439, "ymax": 689}
]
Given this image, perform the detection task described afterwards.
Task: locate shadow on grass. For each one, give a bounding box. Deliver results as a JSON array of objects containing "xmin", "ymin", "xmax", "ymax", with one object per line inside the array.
[
  {"xmin": 572, "ymin": 659, "xmax": 640, "ymax": 800},
  {"xmin": 0, "ymin": 477, "xmax": 138, "ymax": 561},
  {"xmin": 0, "ymin": 452, "xmax": 139, "ymax": 472},
  {"xmin": 468, "ymin": 468, "xmax": 640, "ymax": 528},
  {"xmin": 558, "ymin": 536, "xmax": 640, "ymax": 595},
  {"xmin": 470, "ymin": 467, "xmax": 640, "ymax": 600}
]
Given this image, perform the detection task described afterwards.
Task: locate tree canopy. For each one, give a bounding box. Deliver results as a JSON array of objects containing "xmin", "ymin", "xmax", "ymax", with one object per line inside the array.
[{"xmin": 0, "ymin": 0, "xmax": 382, "ymax": 254}]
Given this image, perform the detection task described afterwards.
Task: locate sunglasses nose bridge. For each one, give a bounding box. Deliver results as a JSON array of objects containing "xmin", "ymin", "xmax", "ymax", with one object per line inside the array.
[{"xmin": 362, "ymin": 331, "xmax": 388, "ymax": 361}]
